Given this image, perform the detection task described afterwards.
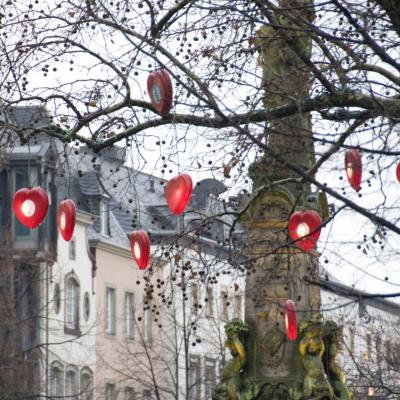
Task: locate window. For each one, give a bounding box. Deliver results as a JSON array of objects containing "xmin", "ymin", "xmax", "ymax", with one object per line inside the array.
[
  {"xmin": 83, "ymin": 292, "xmax": 90, "ymax": 322},
  {"xmin": 375, "ymin": 335, "xmax": 382, "ymax": 366},
  {"xmin": 125, "ymin": 387, "xmax": 135, "ymax": 400},
  {"xmin": 143, "ymin": 296, "xmax": 152, "ymax": 343},
  {"xmin": 50, "ymin": 362, "xmax": 63, "ymax": 399},
  {"xmin": 189, "ymin": 356, "xmax": 201, "ymax": 400},
  {"xmin": 221, "ymin": 289, "xmax": 228, "ymax": 320},
  {"xmin": 100, "ymin": 197, "xmax": 110, "ymax": 236},
  {"xmin": 65, "ymin": 276, "xmax": 79, "ymax": 332},
  {"xmin": 13, "ymin": 167, "xmax": 38, "ymax": 248},
  {"xmin": 191, "ymin": 284, "xmax": 199, "ymax": 315},
  {"xmin": 69, "ymin": 238, "xmax": 76, "ymax": 260},
  {"xmin": 204, "ymin": 358, "xmax": 216, "ymax": 399},
  {"xmin": 206, "ymin": 286, "xmax": 214, "ymax": 317},
  {"xmin": 105, "ymin": 287, "xmax": 116, "ymax": 335},
  {"xmin": 125, "ymin": 292, "xmax": 134, "ymax": 339},
  {"xmin": 143, "ymin": 389, "xmax": 152, "ymax": 400},
  {"xmin": 81, "ymin": 368, "xmax": 93, "ymax": 400},
  {"xmin": 105, "ymin": 383, "xmax": 116, "ymax": 400},
  {"xmin": 15, "ymin": 266, "xmax": 37, "ymax": 351},
  {"xmin": 65, "ymin": 368, "xmax": 78, "ymax": 400},
  {"xmin": 349, "ymin": 326, "xmax": 355, "ymax": 353},
  {"xmin": 385, "ymin": 340, "xmax": 393, "ymax": 365},
  {"xmin": 364, "ymin": 334, "xmax": 371, "ymax": 361},
  {"xmin": 53, "ymin": 283, "xmax": 61, "ymax": 314},
  {"xmin": 234, "ymin": 294, "xmax": 242, "ymax": 319}
]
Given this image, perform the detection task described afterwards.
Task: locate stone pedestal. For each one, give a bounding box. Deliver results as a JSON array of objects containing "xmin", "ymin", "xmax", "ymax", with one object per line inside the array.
[{"xmin": 241, "ymin": 188, "xmax": 321, "ymax": 397}]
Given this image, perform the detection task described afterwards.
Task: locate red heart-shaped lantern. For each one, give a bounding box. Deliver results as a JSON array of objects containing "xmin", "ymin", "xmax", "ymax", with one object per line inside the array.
[
  {"xmin": 165, "ymin": 173, "xmax": 193, "ymax": 216},
  {"xmin": 130, "ymin": 230, "xmax": 150, "ymax": 270},
  {"xmin": 147, "ymin": 69, "xmax": 173, "ymax": 116},
  {"xmin": 345, "ymin": 149, "xmax": 362, "ymax": 191},
  {"xmin": 57, "ymin": 199, "xmax": 76, "ymax": 241},
  {"xmin": 285, "ymin": 299, "xmax": 297, "ymax": 341},
  {"xmin": 396, "ymin": 163, "xmax": 400, "ymax": 183},
  {"xmin": 288, "ymin": 210, "xmax": 322, "ymax": 252},
  {"xmin": 13, "ymin": 187, "xmax": 49, "ymax": 229}
]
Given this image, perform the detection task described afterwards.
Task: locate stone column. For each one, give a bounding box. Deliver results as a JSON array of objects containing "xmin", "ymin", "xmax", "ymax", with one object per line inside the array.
[{"xmin": 241, "ymin": 0, "xmax": 322, "ymax": 396}]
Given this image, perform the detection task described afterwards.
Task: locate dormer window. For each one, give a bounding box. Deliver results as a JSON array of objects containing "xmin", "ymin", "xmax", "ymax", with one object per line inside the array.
[{"xmin": 99, "ymin": 196, "xmax": 110, "ymax": 236}]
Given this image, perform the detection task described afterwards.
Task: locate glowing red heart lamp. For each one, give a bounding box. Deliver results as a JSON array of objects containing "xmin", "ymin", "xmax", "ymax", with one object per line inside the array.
[
  {"xmin": 165, "ymin": 173, "xmax": 193, "ymax": 216},
  {"xmin": 147, "ymin": 69, "xmax": 173, "ymax": 116},
  {"xmin": 130, "ymin": 230, "xmax": 150, "ymax": 270},
  {"xmin": 57, "ymin": 199, "xmax": 76, "ymax": 241},
  {"xmin": 345, "ymin": 149, "xmax": 362, "ymax": 191},
  {"xmin": 396, "ymin": 163, "xmax": 400, "ymax": 183},
  {"xmin": 288, "ymin": 210, "xmax": 322, "ymax": 252},
  {"xmin": 13, "ymin": 187, "xmax": 49, "ymax": 229},
  {"xmin": 285, "ymin": 299, "xmax": 297, "ymax": 341}
]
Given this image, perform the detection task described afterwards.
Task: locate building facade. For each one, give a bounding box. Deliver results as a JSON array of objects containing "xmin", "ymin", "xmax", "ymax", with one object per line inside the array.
[{"xmin": 0, "ymin": 105, "xmax": 399, "ymax": 400}]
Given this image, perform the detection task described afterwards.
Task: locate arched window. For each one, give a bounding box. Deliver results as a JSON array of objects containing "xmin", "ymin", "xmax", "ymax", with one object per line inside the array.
[
  {"xmin": 50, "ymin": 361, "xmax": 64, "ymax": 399},
  {"xmin": 80, "ymin": 367, "xmax": 94, "ymax": 400},
  {"xmin": 65, "ymin": 366, "xmax": 78, "ymax": 400},
  {"xmin": 65, "ymin": 274, "xmax": 80, "ymax": 332}
]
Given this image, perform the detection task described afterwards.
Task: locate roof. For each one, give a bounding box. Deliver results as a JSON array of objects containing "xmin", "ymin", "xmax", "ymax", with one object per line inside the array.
[
  {"xmin": 12, "ymin": 105, "xmax": 53, "ymax": 133},
  {"xmin": 320, "ymin": 278, "xmax": 400, "ymax": 316}
]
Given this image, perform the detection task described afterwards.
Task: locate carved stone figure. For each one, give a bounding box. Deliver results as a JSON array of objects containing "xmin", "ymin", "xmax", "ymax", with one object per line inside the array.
[
  {"xmin": 323, "ymin": 321, "xmax": 353, "ymax": 400},
  {"xmin": 213, "ymin": 319, "xmax": 249, "ymax": 400},
  {"xmin": 259, "ymin": 325, "xmax": 286, "ymax": 368},
  {"xmin": 299, "ymin": 319, "xmax": 334, "ymax": 400}
]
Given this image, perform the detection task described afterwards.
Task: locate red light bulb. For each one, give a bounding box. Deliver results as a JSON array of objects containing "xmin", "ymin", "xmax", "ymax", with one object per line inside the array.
[
  {"xmin": 130, "ymin": 230, "xmax": 150, "ymax": 270},
  {"xmin": 57, "ymin": 199, "xmax": 76, "ymax": 241},
  {"xmin": 13, "ymin": 187, "xmax": 49, "ymax": 229},
  {"xmin": 165, "ymin": 173, "xmax": 193, "ymax": 216},
  {"xmin": 288, "ymin": 210, "xmax": 322, "ymax": 252}
]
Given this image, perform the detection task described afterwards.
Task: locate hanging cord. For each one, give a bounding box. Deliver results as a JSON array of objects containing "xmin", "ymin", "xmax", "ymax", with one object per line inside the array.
[
  {"xmin": 134, "ymin": 171, "xmax": 141, "ymax": 230},
  {"xmin": 174, "ymin": 125, "xmax": 181, "ymax": 175},
  {"xmin": 27, "ymin": 141, "xmax": 32, "ymax": 188},
  {"xmin": 126, "ymin": 150, "xmax": 142, "ymax": 230},
  {"xmin": 64, "ymin": 143, "xmax": 71, "ymax": 198}
]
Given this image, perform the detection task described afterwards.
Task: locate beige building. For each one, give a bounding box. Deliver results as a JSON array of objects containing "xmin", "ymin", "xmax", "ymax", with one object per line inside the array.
[{"xmin": 92, "ymin": 240, "xmax": 162, "ymax": 400}]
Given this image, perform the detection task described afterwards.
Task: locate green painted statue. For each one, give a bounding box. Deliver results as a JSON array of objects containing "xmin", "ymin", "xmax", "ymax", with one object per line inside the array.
[
  {"xmin": 213, "ymin": 317, "xmax": 352, "ymax": 400},
  {"xmin": 299, "ymin": 319, "xmax": 334, "ymax": 400},
  {"xmin": 323, "ymin": 321, "xmax": 353, "ymax": 400},
  {"xmin": 213, "ymin": 319, "xmax": 249, "ymax": 400}
]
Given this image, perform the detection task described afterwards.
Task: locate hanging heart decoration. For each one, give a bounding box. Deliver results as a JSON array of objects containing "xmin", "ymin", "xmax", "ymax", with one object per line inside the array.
[
  {"xmin": 396, "ymin": 163, "xmax": 400, "ymax": 183},
  {"xmin": 130, "ymin": 230, "xmax": 150, "ymax": 270},
  {"xmin": 287, "ymin": 210, "xmax": 322, "ymax": 252},
  {"xmin": 57, "ymin": 199, "xmax": 76, "ymax": 241},
  {"xmin": 285, "ymin": 299, "xmax": 297, "ymax": 341},
  {"xmin": 147, "ymin": 69, "xmax": 173, "ymax": 116},
  {"xmin": 165, "ymin": 173, "xmax": 193, "ymax": 216},
  {"xmin": 13, "ymin": 187, "xmax": 49, "ymax": 229},
  {"xmin": 345, "ymin": 149, "xmax": 362, "ymax": 191}
]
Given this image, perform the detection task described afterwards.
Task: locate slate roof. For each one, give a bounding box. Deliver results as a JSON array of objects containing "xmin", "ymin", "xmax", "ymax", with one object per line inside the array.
[{"xmin": 12, "ymin": 105, "xmax": 53, "ymax": 132}]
